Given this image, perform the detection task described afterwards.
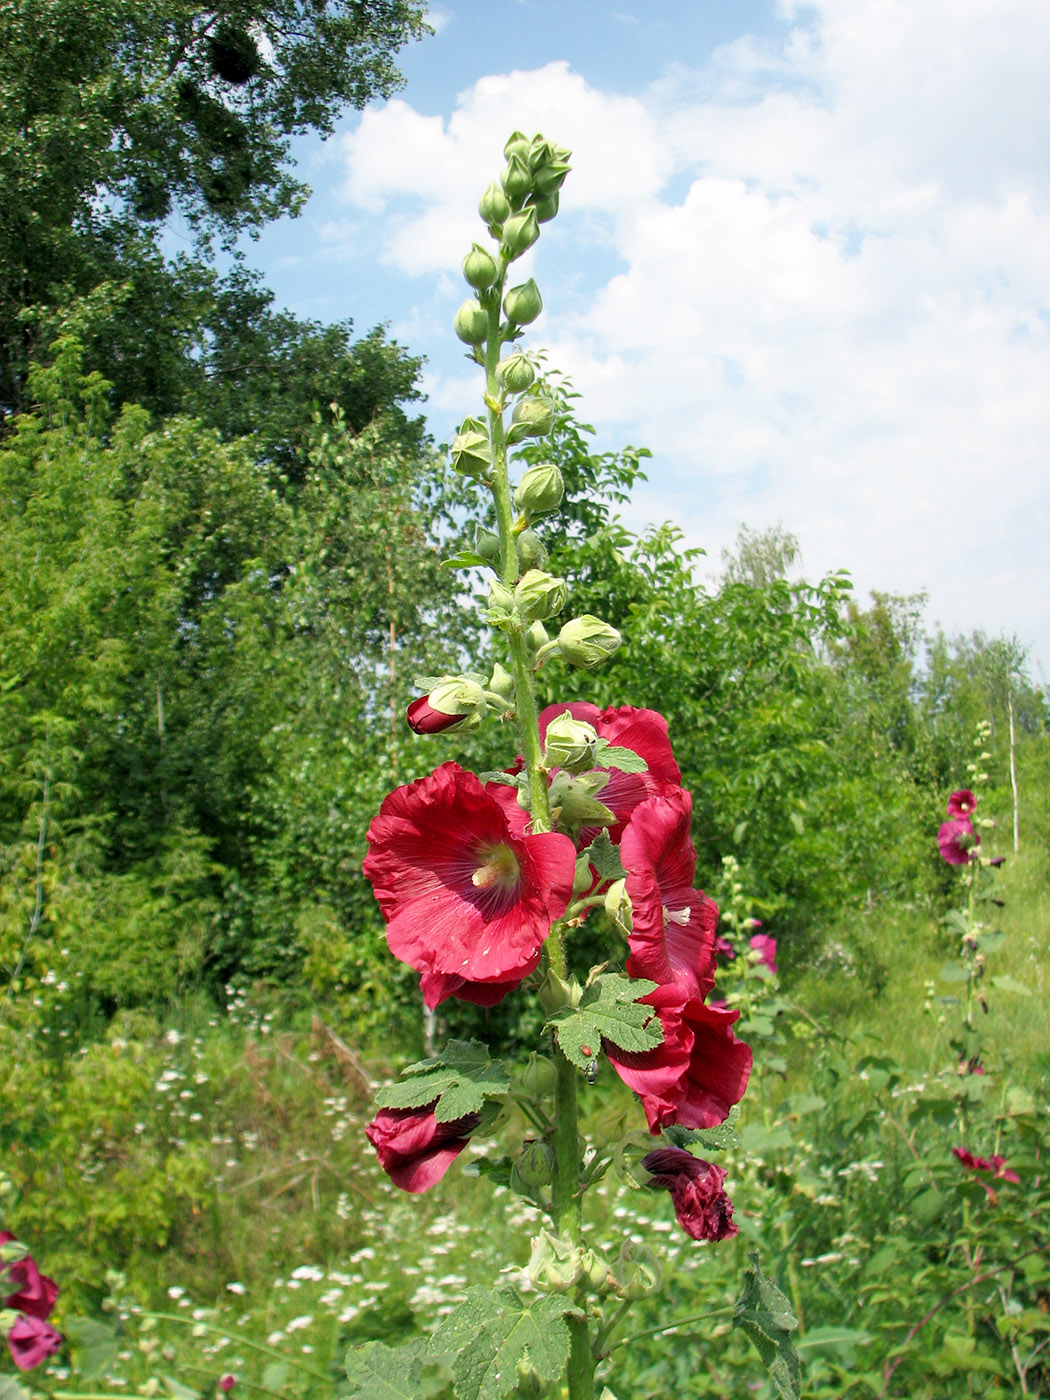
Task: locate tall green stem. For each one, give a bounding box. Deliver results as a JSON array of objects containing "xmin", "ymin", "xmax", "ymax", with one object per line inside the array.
[{"xmin": 482, "ymin": 260, "xmax": 593, "ymax": 1400}]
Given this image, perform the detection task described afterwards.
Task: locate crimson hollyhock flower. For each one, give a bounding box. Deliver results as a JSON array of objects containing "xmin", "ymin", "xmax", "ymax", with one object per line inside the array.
[
  {"xmin": 606, "ymin": 988, "xmax": 752, "ymax": 1134},
  {"xmin": 363, "ymin": 763, "xmax": 576, "ymax": 1009},
  {"xmin": 642, "ymin": 1147, "xmax": 737, "ymax": 1241},
  {"xmin": 952, "ymin": 1147, "xmax": 1020, "ymax": 1183},
  {"xmin": 0, "ymin": 1240, "xmax": 59, "ymax": 1324},
  {"xmin": 535, "ymin": 702, "xmax": 682, "ymax": 842},
  {"xmin": 6, "ymin": 1314, "xmax": 62, "ymax": 1370},
  {"xmin": 366, "ymin": 1103, "xmax": 480, "ymax": 1193},
  {"xmin": 938, "ymin": 817, "xmax": 978, "ymax": 865},
  {"xmin": 622, "ymin": 790, "xmax": 718, "ymax": 1001},
  {"xmin": 947, "ymin": 789, "xmax": 977, "ymax": 818}
]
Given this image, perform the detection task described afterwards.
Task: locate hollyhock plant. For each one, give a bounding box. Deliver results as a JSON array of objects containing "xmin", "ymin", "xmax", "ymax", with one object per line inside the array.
[
  {"xmin": 363, "ymin": 762, "xmax": 576, "ymax": 1008},
  {"xmin": 366, "ymin": 1104, "xmax": 482, "ymax": 1194},
  {"xmin": 947, "ymin": 788, "xmax": 977, "ymax": 818},
  {"xmin": 6, "ymin": 1313, "xmax": 62, "ymax": 1370},
  {"xmin": 622, "ymin": 789, "xmax": 718, "ymax": 1001},
  {"xmin": 937, "ymin": 816, "xmax": 978, "ymax": 865},
  {"xmin": 642, "ymin": 1148, "xmax": 737, "ymax": 1242}
]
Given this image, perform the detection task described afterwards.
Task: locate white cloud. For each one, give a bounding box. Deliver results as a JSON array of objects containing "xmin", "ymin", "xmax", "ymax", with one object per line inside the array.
[{"xmin": 334, "ymin": 0, "xmax": 1050, "ymax": 662}]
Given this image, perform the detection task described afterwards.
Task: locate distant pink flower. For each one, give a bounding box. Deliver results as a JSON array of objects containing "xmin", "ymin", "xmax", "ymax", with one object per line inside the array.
[
  {"xmin": 218, "ymin": 1375, "xmax": 237, "ymax": 1392},
  {"xmin": 6, "ymin": 1314, "xmax": 62, "ymax": 1370},
  {"xmin": 366, "ymin": 1103, "xmax": 480, "ymax": 1193},
  {"xmin": 363, "ymin": 763, "xmax": 576, "ymax": 1009},
  {"xmin": 952, "ymin": 1147, "xmax": 1020, "ymax": 1184},
  {"xmin": 0, "ymin": 1231, "xmax": 59, "ymax": 1323},
  {"xmin": 938, "ymin": 817, "xmax": 978, "ymax": 865},
  {"xmin": 715, "ymin": 935, "xmax": 735, "ymax": 959},
  {"xmin": 749, "ymin": 933, "xmax": 778, "ymax": 976},
  {"xmin": 622, "ymin": 790, "xmax": 718, "ymax": 1001},
  {"xmin": 947, "ymin": 789, "xmax": 977, "ymax": 818},
  {"xmin": 642, "ymin": 1148, "xmax": 737, "ymax": 1241}
]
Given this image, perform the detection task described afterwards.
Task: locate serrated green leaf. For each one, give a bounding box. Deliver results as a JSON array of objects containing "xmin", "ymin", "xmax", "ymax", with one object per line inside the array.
[
  {"xmin": 376, "ymin": 1040, "xmax": 509, "ymax": 1123},
  {"xmin": 582, "ymin": 829, "xmax": 626, "ymax": 883},
  {"xmin": 548, "ymin": 974, "xmax": 661, "ymax": 1068},
  {"xmin": 734, "ymin": 1252, "xmax": 800, "ymax": 1400},
  {"xmin": 344, "ymin": 1339, "xmax": 430, "ymax": 1400},
  {"xmin": 595, "ymin": 742, "xmax": 648, "ymax": 774},
  {"xmin": 434, "ymin": 1289, "xmax": 573, "ymax": 1400},
  {"xmin": 63, "ymin": 1315, "xmax": 120, "ymax": 1380},
  {"xmin": 665, "ymin": 1107, "xmax": 742, "ymax": 1153}
]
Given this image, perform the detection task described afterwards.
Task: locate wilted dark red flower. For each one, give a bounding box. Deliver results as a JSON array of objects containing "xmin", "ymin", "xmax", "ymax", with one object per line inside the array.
[
  {"xmin": 947, "ymin": 789, "xmax": 977, "ymax": 818},
  {"xmin": 6, "ymin": 1314, "xmax": 62, "ymax": 1370},
  {"xmin": 366, "ymin": 1103, "xmax": 480, "ymax": 1193},
  {"xmin": 642, "ymin": 1147, "xmax": 737, "ymax": 1241},
  {"xmin": 606, "ymin": 987, "xmax": 752, "ymax": 1135},
  {"xmin": 535, "ymin": 702, "xmax": 682, "ymax": 843},
  {"xmin": 938, "ymin": 817, "xmax": 978, "ymax": 865},
  {"xmin": 952, "ymin": 1146, "xmax": 1020, "ymax": 1184},
  {"xmin": 622, "ymin": 790, "xmax": 717, "ymax": 1001},
  {"xmin": 363, "ymin": 763, "xmax": 576, "ymax": 1009}
]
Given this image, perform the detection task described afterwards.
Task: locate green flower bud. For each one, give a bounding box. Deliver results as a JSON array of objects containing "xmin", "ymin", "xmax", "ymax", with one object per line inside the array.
[
  {"xmin": 450, "ymin": 428, "xmax": 492, "ymax": 478},
  {"xmin": 504, "ymin": 130, "xmax": 532, "ymax": 162},
  {"xmin": 516, "ymin": 1139, "xmax": 556, "ymax": 1187},
  {"xmin": 514, "ymin": 569, "xmax": 567, "ymax": 622},
  {"xmin": 488, "ymin": 661, "xmax": 515, "ymax": 700},
  {"xmin": 514, "ymin": 462, "xmax": 564, "ymax": 514},
  {"xmin": 532, "ymin": 191, "xmax": 559, "ymax": 224},
  {"xmin": 501, "ymin": 152, "xmax": 532, "ymax": 203},
  {"xmin": 572, "ymin": 853, "xmax": 596, "ymax": 896},
  {"xmin": 581, "ymin": 1247, "xmax": 615, "ymax": 1294},
  {"xmin": 615, "ymin": 1241, "xmax": 663, "ymax": 1300},
  {"xmin": 547, "ymin": 773, "xmax": 615, "ymax": 833},
  {"xmin": 497, "ymin": 352, "xmax": 536, "ymax": 394},
  {"xmin": 501, "ymin": 206, "xmax": 540, "ymax": 259},
  {"xmin": 558, "ymin": 615, "xmax": 622, "ymax": 669},
  {"xmin": 478, "ymin": 180, "xmax": 511, "ymax": 227},
  {"xmin": 525, "ymin": 620, "xmax": 550, "ymax": 657},
  {"xmin": 532, "ymin": 158, "xmax": 572, "ymax": 199},
  {"xmin": 453, "ymin": 298, "xmax": 488, "ymax": 346},
  {"xmin": 515, "ymin": 1359, "xmax": 550, "ymax": 1400},
  {"xmin": 604, "ymin": 878, "xmax": 631, "ymax": 927},
  {"xmin": 536, "ymin": 966, "xmax": 575, "ymax": 1014},
  {"xmin": 475, "ymin": 528, "xmax": 500, "ymax": 563},
  {"xmin": 488, "ymin": 579, "xmax": 515, "ymax": 613},
  {"xmin": 527, "ymin": 1229, "xmax": 584, "ymax": 1293},
  {"xmin": 520, "ymin": 1052, "xmax": 558, "ymax": 1096},
  {"xmin": 0, "ymin": 1239, "xmax": 27, "ymax": 1265},
  {"xmin": 426, "ymin": 675, "xmax": 487, "ymax": 724},
  {"xmin": 510, "ymin": 394, "xmax": 555, "ymax": 439},
  {"xmin": 503, "ymin": 278, "xmax": 543, "ymax": 326},
  {"xmin": 462, "ymin": 242, "xmax": 498, "ymax": 290},
  {"xmin": 544, "ymin": 710, "xmax": 600, "ymax": 774},
  {"xmin": 515, "ymin": 527, "xmax": 548, "ymax": 571}
]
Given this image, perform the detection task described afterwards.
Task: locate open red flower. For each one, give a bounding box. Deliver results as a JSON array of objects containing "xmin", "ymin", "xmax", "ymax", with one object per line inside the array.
[
  {"xmin": 0, "ymin": 1232, "xmax": 58, "ymax": 1323},
  {"xmin": 947, "ymin": 789, "xmax": 977, "ymax": 818},
  {"xmin": 6, "ymin": 1314, "xmax": 62, "ymax": 1371},
  {"xmin": 366, "ymin": 1103, "xmax": 480, "ymax": 1193},
  {"xmin": 622, "ymin": 790, "xmax": 717, "ymax": 1001},
  {"xmin": 938, "ymin": 817, "xmax": 978, "ymax": 865},
  {"xmin": 952, "ymin": 1146, "xmax": 1020, "ymax": 1184},
  {"xmin": 642, "ymin": 1147, "xmax": 737, "ymax": 1242},
  {"xmin": 536, "ymin": 702, "xmax": 682, "ymax": 843},
  {"xmin": 363, "ymin": 763, "xmax": 576, "ymax": 1009},
  {"xmin": 606, "ymin": 987, "xmax": 752, "ymax": 1134}
]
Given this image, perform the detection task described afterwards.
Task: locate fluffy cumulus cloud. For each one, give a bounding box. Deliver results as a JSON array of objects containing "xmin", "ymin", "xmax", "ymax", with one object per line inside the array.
[{"xmin": 337, "ymin": 0, "xmax": 1050, "ymax": 659}]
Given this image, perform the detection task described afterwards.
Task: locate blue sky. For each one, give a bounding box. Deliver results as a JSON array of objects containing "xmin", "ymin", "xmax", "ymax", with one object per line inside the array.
[{"xmin": 239, "ymin": 0, "xmax": 1050, "ymax": 677}]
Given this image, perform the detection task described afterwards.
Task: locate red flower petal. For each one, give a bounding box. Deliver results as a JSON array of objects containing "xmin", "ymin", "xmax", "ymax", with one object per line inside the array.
[
  {"xmin": 642, "ymin": 1147, "xmax": 737, "ymax": 1241},
  {"xmin": 366, "ymin": 1104, "xmax": 479, "ymax": 1193}
]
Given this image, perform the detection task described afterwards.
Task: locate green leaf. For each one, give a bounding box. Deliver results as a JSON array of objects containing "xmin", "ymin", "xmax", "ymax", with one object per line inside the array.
[
  {"xmin": 162, "ymin": 1376, "xmax": 200, "ymax": 1400},
  {"xmin": 733, "ymin": 821, "xmax": 749, "ymax": 844},
  {"xmin": 788, "ymin": 811, "xmax": 804, "ymax": 835},
  {"xmin": 943, "ymin": 909, "xmax": 970, "ymax": 935},
  {"xmin": 375, "ymin": 1040, "xmax": 509, "ymax": 1123},
  {"xmin": 734, "ymin": 1251, "xmax": 800, "ymax": 1400},
  {"xmin": 345, "ymin": 1339, "xmax": 433, "ymax": 1400},
  {"xmin": 797, "ymin": 1325, "xmax": 872, "ymax": 1355},
  {"xmin": 548, "ymin": 974, "xmax": 661, "ymax": 1068},
  {"xmin": 434, "ymin": 1289, "xmax": 573, "ymax": 1400},
  {"xmin": 582, "ymin": 829, "xmax": 626, "ymax": 883},
  {"xmin": 939, "ymin": 962, "xmax": 971, "ymax": 983},
  {"xmin": 441, "ymin": 551, "xmax": 489, "ymax": 570},
  {"xmin": 0, "ymin": 1377, "xmax": 29, "ymax": 1400},
  {"xmin": 595, "ymin": 742, "xmax": 648, "ymax": 774},
  {"xmin": 261, "ymin": 1362, "xmax": 289, "ymax": 1392},
  {"xmin": 63, "ymin": 1315, "xmax": 120, "ymax": 1380},
  {"xmin": 991, "ymin": 974, "xmax": 1031, "ymax": 996},
  {"xmin": 664, "ymin": 1105, "xmax": 742, "ymax": 1153}
]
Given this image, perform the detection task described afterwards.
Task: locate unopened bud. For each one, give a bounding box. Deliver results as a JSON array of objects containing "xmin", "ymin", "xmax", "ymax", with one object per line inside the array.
[
  {"xmin": 488, "ymin": 661, "xmax": 515, "ymax": 700},
  {"xmin": 510, "ymin": 394, "xmax": 555, "ymax": 440},
  {"xmin": 475, "ymin": 528, "xmax": 500, "ymax": 563},
  {"xmin": 0, "ymin": 1239, "xmax": 28, "ymax": 1265},
  {"xmin": 504, "ymin": 278, "xmax": 543, "ymax": 326},
  {"xmin": 525, "ymin": 621, "xmax": 550, "ymax": 658},
  {"xmin": 515, "ymin": 569, "xmax": 567, "ymax": 622},
  {"xmin": 527, "ymin": 1229, "xmax": 584, "ymax": 1293},
  {"xmin": 515, "ymin": 1359, "xmax": 550, "ymax": 1399},
  {"xmin": 516, "ymin": 528, "xmax": 548, "ymax": 572},
  {"xmin": 501, "ymin": 206, "xmax": 540, "ymax": 259},
  {"xmin": 558, "ymin": 615, "xmax": 622, "ymax": 669},
  {"xmin": 498, "ymin": 352, "xmax": 535, "ymax": 394},
  {"xmin": 548, "ymin": 772, "xmax": 615, "ymax": 832},
  {"xmin": 516, "ymin": 1139, "xmax": 556, "ymax": 1187},
  {"xmin": 615, "ymin": 1241, "xmax": 663, "ymax": 1300},
  {"xmin": 450, "ymin": 427, "xmax": 492, "ymax": 479},
  {"xmin": 520, "ymin": 1052, "xmax": 558, "ymax": 1097},
  {"xmin": 536, "ymin": 967, "xmax": 575, "ymax": 1014},
  {"xmin": 515, "ymin": 463, "xmax": 564, "ymax": 515},
  {"xmin": 604, "ymin": 878, "xmax": 631, "ymax": 925},
  {"xmin": 501, "ymin": 152, "xmax": 532, "ymax": 203},
  {"xmin": 453, "ymin": 299, "xmax": 488, "ymax": 346},
  {"xmin": 533, "ymin": 191, "xmax": 559, "ymax": 224},
  {"xmin": 544, "ymin": 710, "xmax": 600, "ymax": 774},
  {"xmin": 488, "ymin": 579, "xmax": 515, "ymax": 613},
  {"xmin": 462, "ymin": 242, "xmax": 499, "ymax": 291},
  {"xmin": 479, "ymin": 181, "xmax": 511, "ymax": 227},
  {"xmin": 504, "ymin": 130, "xmax": 532, "ymax": 162},
  {"xmin": 572, "ymin": 854, "xmax": 596, "ymax": 896},
  {"xmin": 407, "ymin": 677, "xmax": 486, "ymax": 735},
  {"xmin": 580, "ymin": 1248, "xmax": 614, "ymax": 1293}
]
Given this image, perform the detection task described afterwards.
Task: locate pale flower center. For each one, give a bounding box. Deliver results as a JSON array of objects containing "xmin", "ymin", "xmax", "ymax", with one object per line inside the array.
[
  {"xmin": 471, "ymin": 844, "xmax": 521, "ymax": 891},
  {"xmin": 664, "ymin": 906, "xmax": 691, "ymax": 928}
]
